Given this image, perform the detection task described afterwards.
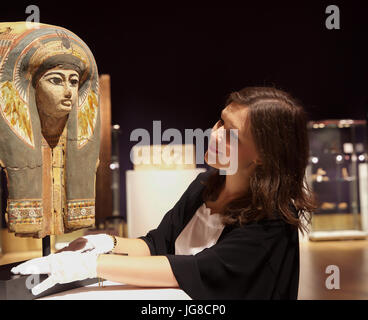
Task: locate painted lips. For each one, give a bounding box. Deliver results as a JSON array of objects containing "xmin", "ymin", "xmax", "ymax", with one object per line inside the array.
[{"xmin": 61, "ymin": 99, "xmax": 72, "ymax": 108}]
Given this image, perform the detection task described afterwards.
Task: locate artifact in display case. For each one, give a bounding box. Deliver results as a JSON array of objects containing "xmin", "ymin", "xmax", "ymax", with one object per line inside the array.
[
  {"xmin": 0, "ymin": 22, "xmax": 100, "ymax": 299},
  {"xmin": 306, "ymin": 119, "xmax": 368, "ymax": 241}
]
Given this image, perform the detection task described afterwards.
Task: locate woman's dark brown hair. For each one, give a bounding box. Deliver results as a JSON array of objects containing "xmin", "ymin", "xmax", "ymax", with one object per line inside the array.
[{"xmin": 202, "ymin": 86, "xmax": 317, "ymax": 234}]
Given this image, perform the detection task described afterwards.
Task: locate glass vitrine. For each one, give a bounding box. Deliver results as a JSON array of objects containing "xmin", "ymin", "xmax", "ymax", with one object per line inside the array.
[{"xmin": 306, "ymin": 120, "xmax": 368, "ymax": 240}]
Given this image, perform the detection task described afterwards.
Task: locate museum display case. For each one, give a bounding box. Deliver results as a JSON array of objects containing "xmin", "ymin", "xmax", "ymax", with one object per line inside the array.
[{"xmin": 306, "ymin": 119, "xmax": 368, "ymax": 240}]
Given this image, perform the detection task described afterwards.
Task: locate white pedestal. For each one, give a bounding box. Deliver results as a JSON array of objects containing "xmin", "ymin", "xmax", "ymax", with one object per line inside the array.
[
  {"xmin": 359, "ymin": 163, "xmax": 368, "ymax": 232},
  {"xmin": 126, "ymin": 169, "xmax": 206, "ymax": 238}
]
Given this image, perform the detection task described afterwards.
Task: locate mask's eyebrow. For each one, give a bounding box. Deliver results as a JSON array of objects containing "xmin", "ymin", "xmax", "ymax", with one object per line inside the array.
[
  {"xmin": 43, "ymin": 71, "xmax": 66, "ymax": 79},
  {"xmin": 69, "ymin": 73, "xmax": 79, "ymax": 79}
]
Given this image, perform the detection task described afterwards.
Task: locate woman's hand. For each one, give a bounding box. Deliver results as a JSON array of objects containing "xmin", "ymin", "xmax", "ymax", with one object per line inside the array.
[
  {"xmin": 11, "ymin": 251, "xmax": 99, "ymax": 295},
  {"xmin": 57, "ymin": 234, "xmax": 115, "ymax": 255}
]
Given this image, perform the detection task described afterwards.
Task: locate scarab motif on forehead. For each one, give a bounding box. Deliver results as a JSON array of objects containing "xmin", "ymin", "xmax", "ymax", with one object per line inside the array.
[{"xmin": 56, "ymin": 29, "xmax": 72, "ymax": 50}]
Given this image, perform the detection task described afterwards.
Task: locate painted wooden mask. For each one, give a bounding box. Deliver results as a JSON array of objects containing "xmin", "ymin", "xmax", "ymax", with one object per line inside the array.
[{"xmin": 0, "ymin": 22, "xmax": 100, "ymax": 238}]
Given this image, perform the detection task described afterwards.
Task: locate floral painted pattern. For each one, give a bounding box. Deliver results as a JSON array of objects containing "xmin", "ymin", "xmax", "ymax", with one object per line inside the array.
[
  {"xmin": 77, "ymin": 90, "xmax": 99, "ymax": 148},
  {"xmin": 66, "ymin": 200, "xmax": 95, "ymax": 222},
  {"xmin": 0, "ymin": 81, "xmax": 34, "ymax": 147},
  {"xmin": 8, "ymin": 200, "xmax": 43, "ymax": 225}
]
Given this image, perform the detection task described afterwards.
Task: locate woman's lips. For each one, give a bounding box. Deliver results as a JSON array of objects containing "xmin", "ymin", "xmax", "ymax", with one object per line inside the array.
[{"xmin": 208, "ymin": 143, "xmax": 223, "ymax": 155}]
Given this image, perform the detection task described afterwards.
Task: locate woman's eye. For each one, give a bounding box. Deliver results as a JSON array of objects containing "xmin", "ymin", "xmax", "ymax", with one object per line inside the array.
[{"xmin": 48, "ymin": 77, "xmax": 63, "ymax": 85}]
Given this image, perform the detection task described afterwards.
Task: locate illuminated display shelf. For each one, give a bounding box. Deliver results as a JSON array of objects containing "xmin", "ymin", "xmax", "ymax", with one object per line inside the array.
[{"xmin": 306, "ymin": 119, "xmax": 368, "ymax": 241}]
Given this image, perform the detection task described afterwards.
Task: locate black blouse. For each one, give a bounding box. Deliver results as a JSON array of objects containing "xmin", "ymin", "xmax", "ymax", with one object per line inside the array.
[{"xmin": 139, "ymin": 169, "xmax": 300, "ymax": 300}]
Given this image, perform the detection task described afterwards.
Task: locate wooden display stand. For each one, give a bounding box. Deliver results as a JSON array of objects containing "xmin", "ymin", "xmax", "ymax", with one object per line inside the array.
[{"xmin": 95, "ymin": 74, "xmax": 113, "ymax": 227}]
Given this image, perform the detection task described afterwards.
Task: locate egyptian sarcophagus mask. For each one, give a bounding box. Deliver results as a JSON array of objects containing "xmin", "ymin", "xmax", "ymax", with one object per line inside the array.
[{"xmin": 0, "ymin": 22, "xmax": 100, "ymax": 238}]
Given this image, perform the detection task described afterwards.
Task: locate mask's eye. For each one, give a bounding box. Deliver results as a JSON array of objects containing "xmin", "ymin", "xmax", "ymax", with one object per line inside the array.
[
  {"xmin": 48, "ymin": 77, "xmax": 63, "ymax": 85},
  {"xmin": 70, "ymin": 79, "xmax": 79, "ymax": 87}
]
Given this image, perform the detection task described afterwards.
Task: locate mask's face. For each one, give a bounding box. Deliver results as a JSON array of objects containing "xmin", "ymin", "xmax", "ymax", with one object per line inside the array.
[{"xmin": 35, "ymin": 67, "xmax": 79, "ymax": 119}]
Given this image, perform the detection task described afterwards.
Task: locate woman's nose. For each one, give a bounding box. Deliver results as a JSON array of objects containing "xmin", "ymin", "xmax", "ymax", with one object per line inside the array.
[
  {"xmin": 215, "ymin": 127, "xmax": 226, "ymax": 144},
  {"xmin": 209, "ymin": 127, "xmax": 225, "ymax": 148}
]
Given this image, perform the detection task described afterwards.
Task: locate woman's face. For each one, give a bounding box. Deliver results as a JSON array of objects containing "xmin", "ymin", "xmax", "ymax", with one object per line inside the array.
[
  {"xmin": 204, "ymin": 103, "xmax": 259, "ymax": 174},
  {"xmin": 35, "ymin": 67, "xmax": 79, "ymax": 119}
]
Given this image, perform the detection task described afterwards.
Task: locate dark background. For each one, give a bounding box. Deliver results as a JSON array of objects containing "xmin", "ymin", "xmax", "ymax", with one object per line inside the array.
[{"xmin": 1, "ymin": 1, "xmax": 368, "ymax": 221}]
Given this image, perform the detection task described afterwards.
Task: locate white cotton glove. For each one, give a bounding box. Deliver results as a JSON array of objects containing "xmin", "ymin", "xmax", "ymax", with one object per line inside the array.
[
  {"xmin": 11, "ymin": 251, "xmax": 99, "ymax": 296},
  {"xmin": 58, "ymin": 233, "xmax": 115, "ymax": 255}
]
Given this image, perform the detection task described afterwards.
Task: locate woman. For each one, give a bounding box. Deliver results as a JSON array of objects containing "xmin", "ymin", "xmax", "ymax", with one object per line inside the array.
[{"xmin": 13, "ymin": 86, "xmax": 316, "ymax": 299}]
